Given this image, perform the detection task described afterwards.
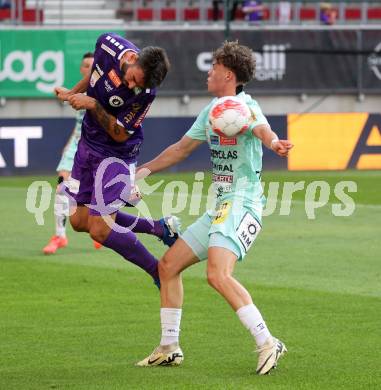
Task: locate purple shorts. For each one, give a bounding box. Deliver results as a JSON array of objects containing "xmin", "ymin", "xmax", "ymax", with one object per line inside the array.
[{"xmin": 66, "ymin": 141, "xmax": 136, "ymax": 216}]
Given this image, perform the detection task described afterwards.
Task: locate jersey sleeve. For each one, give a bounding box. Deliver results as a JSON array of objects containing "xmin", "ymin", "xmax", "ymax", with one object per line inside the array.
[
  {"xmin": 115, "ymin": 92, "xmax": 155, "ymax": 135},
  {"xmin": 185, "ymin": 106, "xmax": 210, "ymax": 141},
  {"xmin": 95, "ymin": 33, "xmax": 137, "ymax": 62},
  {"xmin": 247, "ymin": 100, "xmax": 269, "ymax": 132}
]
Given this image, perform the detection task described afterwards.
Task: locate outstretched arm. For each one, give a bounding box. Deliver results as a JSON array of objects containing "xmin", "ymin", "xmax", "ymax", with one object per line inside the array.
[
  {"xmin": 253, "ymin": 124, "xmax": 293, "ymax": 157},
  {"xmin": 138, "ymin": 136, "xmax": 203, "ymax": 175}
]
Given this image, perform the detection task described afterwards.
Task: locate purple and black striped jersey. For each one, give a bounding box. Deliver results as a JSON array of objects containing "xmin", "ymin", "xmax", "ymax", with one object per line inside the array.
[{"xmin": 81, "ymin": 32, "xmax": 155, "ymax": 161}]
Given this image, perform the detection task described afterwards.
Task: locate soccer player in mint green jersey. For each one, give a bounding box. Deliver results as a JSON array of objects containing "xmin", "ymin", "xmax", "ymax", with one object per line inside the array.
[{"xmin": 136, "ymin": 41, "xmax": 293, "ymax": 374}]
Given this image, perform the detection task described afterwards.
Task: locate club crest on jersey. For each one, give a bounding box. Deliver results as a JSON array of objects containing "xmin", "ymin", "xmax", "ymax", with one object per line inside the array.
[{"xmin": 109, "ymin": 95, "xmax": 124, "ymax": 107}]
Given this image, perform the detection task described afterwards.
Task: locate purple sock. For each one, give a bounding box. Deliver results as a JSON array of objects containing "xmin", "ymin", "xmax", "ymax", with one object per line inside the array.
[
  {"xmin": 103, "ymin": 228, "xmax": 159, "ymax": 281},
  {"xmin": 115, "ymin": 211, "xmax": 163, "ymax": 237}
]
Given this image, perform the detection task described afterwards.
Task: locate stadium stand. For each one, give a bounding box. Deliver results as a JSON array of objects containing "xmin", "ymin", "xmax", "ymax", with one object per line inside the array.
[
  {"xmin": 2, "ymin": 1, "xmax": 381, "ymax": 25},
  {"xmin": 0, "ymin": 0, "xmax": 43, "ymax": 23},
  {"xmin": 22, "ymin": 0, "xmax": 122, "ymax": 25},
  {"xmin": 116, "ymin": 0, "xmax": 381, "ymax": 24}
]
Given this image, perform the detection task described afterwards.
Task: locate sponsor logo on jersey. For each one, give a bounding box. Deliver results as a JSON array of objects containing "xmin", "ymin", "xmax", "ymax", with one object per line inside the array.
[
  {"xmin": 90, "ymin": 70, "xmax": 101, "ymax": 87},
  {"xmin": 123, "ymin": 103, "xmax": 142, "ymax": 124},
  {"xmin": 210, "ymin": 149, "xmax": 238, "ymax": 160},
  {"xmin": 212, "ymin": 201, "xmax": 231, "ymax": 224},
  {"xmin": 109, "ymin": 95, "xmax": 124, "ymax": 107},
  {"xmin": 236, "ymin": 212, "xmax": 262, "ymax": 252},
  {"xmin": 220, "ymin": 136, "xmax": 237, "ymax": 146},
  {"xmin": 213, "ymin": 163, "xmax": 233, "ymax": 172},
  {"xmin": 127, "ymin": 142, "xmax": 142, "ymax": 157},
  {"xmin": 134, "ymin": 103, "xmax": 152, "ymax": 128},
  {"xmin": 101, "ymin": 43, "xmax": 116, "ymax": 57},
  {"xmin": 212, "ymin": 174, "xmax": 233, "ymax": 183},
  {"xmin": 210, "ymin": 135, "xmax": 237, "ymax": 146},
  {"xmin": 210, "ymin": 135, "xmax": 219, "ymax": 145},
  {"xmin": 104, "ymin": 80, "xmax": 113, "ymax": 92},
  {"xmin": 108, "ymin": 69, "xmax": 122, "ymax": 87},
  {"xmin": 95, "ymin": 64, "xmax": 104, "ymax": 76}
]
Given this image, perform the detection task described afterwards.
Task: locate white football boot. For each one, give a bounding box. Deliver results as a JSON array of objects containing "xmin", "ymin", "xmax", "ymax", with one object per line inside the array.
[
  {"xmin": 136, "ymin": 343, "xmax": 184, "ymax": 367},
  {"xmin": 256, "ymin": 337, "xmax": 287, "ymax": 375}
]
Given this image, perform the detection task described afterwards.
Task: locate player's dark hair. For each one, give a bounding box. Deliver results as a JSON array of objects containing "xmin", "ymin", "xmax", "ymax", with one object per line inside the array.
[
  {"xmin": 213, "ymin": 41, "xmax": 255, "ymax": 85},
  {"xmin": 137, "ymin": 46, "xmax": 170, "ymax": 89},
  {"xmin": 82, "ymin": 52, "xmax": 94, "ymax": 59}
]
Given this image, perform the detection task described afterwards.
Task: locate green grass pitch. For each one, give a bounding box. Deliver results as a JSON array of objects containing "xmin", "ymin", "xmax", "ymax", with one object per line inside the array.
[{"xmin": 0, "ymin": 171, "xmax": 380, "ymax": 389}]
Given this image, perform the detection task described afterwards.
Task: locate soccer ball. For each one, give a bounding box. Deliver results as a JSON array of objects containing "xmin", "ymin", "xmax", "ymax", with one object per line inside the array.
[{"xmin": 209, "ymin": 96, "xmax": 251, "ymax": 138}]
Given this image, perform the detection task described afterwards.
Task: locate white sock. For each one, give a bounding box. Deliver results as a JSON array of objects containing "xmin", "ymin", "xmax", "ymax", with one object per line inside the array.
[
  {"xmin": 160, "ymin": 308, "xmax": 182, "ymax": 346},
  {"xmin": 54, "ymin": 193, "xmax": 69, "ymax": 237},
  {"xmin": 236, "ymin": 303, "xmax": 272, "ymax": 347}
]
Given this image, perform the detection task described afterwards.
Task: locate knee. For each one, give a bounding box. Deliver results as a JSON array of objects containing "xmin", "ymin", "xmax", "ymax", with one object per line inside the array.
[
  {"xmin": 158, "ymin": 254, "xmax": 177, "ymax": 281},
  {"xmin": 89, "ymin": 221, "xmax": 109, "ymax": 243},
  {"xmin": 70, "ymin": 215, "xmax": 88, "ymax": 232},
  {"xmin": 207, "ymin": 269, "xmax": 228, "ymax": 292}
]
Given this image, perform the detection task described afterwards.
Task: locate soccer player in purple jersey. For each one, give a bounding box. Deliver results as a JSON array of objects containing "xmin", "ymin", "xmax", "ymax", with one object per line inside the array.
[{"xmin": 54, "ymin": 32, "xmax": 177, "ymax": 287}]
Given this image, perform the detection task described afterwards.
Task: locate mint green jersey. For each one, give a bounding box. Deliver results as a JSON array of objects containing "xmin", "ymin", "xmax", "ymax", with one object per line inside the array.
[
  {"xmin": 73, "ymin": 109, "xmax": 85, "ymax": 141},
  {"xmin": 56, "ymin": 109, "xmax": 84, "ymax": 172},
  {"xmin": 185, "ymin": 92, "xmax": 268, "ymax": 220}
]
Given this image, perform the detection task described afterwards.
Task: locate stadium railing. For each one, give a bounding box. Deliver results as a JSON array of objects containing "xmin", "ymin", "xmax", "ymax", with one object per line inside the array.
[
  {"xmin": 117, "ymin": 0, "xmax": 381, "ymax": 25},
  {"xmin": 1, "ymin": 0, "xmax": 381, "ymax": 26}
]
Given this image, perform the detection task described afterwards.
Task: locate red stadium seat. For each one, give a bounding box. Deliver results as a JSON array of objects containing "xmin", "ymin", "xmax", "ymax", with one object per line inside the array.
[
  {"xmin": 262, "ymin": 7, "xmax": 270, "ymax": 20},
  {"xmin": 137, "ymin": 8, "xmax": 153, "ymax": 21},
  {"xmin": 22, "ymin": 8, "xmax": 43, "ymax": 23},
  {"xmin": 0, "ymin": 9, "xmax": 10, "ymax": 20},
  {"xmin": 161, "ymin": 7, "xmax": 176, "ymax": 21},
  {"xmin": 184, "ymin": 8, "xmax": 200, "ymax": 21},
  {"xmin": 207, "ymin": 7, "xmax": 223, "ymax": 20},
  {"xmin": 234, "ymin": 8, "xmax": 245, "ymax": 20},
  {"xmin": 0, "ymin": 6, "xmax": 43, "ymax": 23},
  {"xmin": 368, "ymin": 7, "xmax": 381, "ymax": 20},
  {"xmin": 345, "ymin": 8, "xmax": 361, "ymax": 20},
  {"xmin": 300, "ymin": 7, "xmax": 316, "ymax": 20}
]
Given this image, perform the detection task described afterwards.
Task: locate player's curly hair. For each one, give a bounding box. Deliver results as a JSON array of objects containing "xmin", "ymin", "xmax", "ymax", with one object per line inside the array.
[
  {"xmin": 213, "ymin": 41, "xmax": 255, "ymax": 85},
  {"xmin": 137, "ymin": 46, "xmax": 170, "ymax": 89}
]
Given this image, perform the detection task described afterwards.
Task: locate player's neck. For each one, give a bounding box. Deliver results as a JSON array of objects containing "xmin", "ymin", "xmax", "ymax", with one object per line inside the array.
[{"xmin": 215, "ymin": 84, "xmax": 238, "ymax": 98}]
